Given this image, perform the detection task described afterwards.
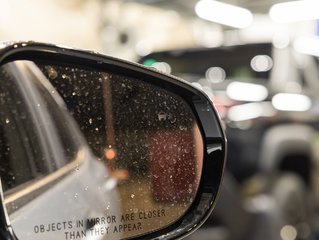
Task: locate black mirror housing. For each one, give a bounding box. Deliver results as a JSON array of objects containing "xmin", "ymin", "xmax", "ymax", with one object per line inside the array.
[{"xmin": 0, "ymin": 42, "xmax": 226, "ymax": 240}]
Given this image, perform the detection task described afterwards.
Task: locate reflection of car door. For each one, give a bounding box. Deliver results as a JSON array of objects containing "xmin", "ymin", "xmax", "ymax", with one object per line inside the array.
[{"xmin": 0, "ymin": 62, "xmax": 119, "ymax": 240}]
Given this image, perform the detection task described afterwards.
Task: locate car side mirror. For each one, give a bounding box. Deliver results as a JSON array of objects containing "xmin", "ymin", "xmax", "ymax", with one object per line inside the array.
[{"xmin": 0, "ymin": 42, "xmax": 226, "ymax": 240}]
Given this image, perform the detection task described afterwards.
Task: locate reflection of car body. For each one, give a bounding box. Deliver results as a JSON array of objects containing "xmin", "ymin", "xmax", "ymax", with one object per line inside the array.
[
  {"xmin": 0, "ymin": 61, "xmax": 120, "ymax": 240},
  {"xmin": 140, "ymin": 42, "xmax": 319, "ymax": 240}
]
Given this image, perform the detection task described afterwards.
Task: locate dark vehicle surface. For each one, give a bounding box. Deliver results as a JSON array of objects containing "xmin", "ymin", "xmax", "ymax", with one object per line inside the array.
[{"xmin": 140, "ymin": 42, "xmax": 319, "ymax": 240}]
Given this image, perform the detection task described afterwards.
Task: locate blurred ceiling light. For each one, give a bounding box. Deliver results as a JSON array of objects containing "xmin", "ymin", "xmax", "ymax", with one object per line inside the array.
[
  {"xmin": 280, "ymin": 225, "xmax": 298, "ymax": 240},
  {"xmin": 250, "ymin": 55, "xmax": 273, "ymax": 72},
  {"xmin": 294, "ymin": 37, "xmax": 319, "ymax": 57},
  {"xmin": 152, "ymin": 62, "xmax": 172, "ymax": 74},
  {"xmin": 227, "ymin": 82, "xmax": 268, "ymax": 102},
  {"xmin": 269, "ymin": 0, "xmax": 319, "ymax": 23},
  {"xmin": 195, "ymin": 0, "xmax": 253, "ymax": 29},
  {"xmin": 206, "ymin": 67, "xmax": 226, "ymax": 83},
  {"xmin": 228, "ymin": 103, "xmax": 262, "ymax": 121},
  {"xmin": 228, "ymin": 102, "xmax": 275, "ymax": 121},
  {"xmin": 272, "ymin": 93, "xmax": 311, "ymax": 111}
]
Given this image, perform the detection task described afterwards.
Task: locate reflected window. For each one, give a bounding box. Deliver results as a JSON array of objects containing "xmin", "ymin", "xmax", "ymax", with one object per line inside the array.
[{"xmin": 0, "ymin": 62, "xmax": 82, "ymax": 194}]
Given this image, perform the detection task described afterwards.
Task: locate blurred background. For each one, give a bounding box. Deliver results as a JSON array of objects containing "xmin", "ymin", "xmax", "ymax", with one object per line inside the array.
[
  {"xmin": 2, "ymin": 0, "xmax": 319, "ymax": 240},
  {"xmin": 3, "ymin": 0, "xmax": 318, "ymax": 61}
]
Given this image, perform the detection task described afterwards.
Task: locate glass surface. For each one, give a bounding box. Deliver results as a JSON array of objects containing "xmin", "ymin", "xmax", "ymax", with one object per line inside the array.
[{"xmin": 0, "ymin": 60, "xmax": 204, "ymax": 240}]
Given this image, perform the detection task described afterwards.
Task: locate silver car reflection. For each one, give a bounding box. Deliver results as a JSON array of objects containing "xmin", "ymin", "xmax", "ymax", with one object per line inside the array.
[{"xmin": 0, "ymin": 61, "xmax": 120, "ymax": 240}]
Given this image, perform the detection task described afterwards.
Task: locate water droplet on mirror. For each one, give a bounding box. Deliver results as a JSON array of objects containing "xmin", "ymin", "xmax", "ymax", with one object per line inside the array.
[
  {"xmin": 131, "ymin": 194, "xmax": 135, "ymax": 199},
  {"xmin": 179, "ymin": 126, "xmax": 187, "ymax": 131},
  {"xmin": 47, "ymin": 67, "xmax": 58, "ymax": 80},
  {"xmin": 5, "ymin": 118, "xmax": 10, "ymax": 124},
  {"xmin": 184, "ymin": 148, "xmax": 190, "ymax": 153},
  {"xmin": 170, "ymin": 117, "xmax": 177, "ymax": 123},
  {"xmin": 74, "ymin": 193, "xmax": 78, "ymax": 199},
  {"xmin": 20, "ymin": 113, "xmax": 26, "ymax": 119},
  {"xmin": 84, "ymin": 186, "xmax": 89, "ymax": 191}
]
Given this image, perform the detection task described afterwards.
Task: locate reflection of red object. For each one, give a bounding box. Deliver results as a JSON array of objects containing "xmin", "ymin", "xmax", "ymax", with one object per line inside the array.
[
  {"xmin": 105, "ymin": 148, "xmax": 117, "ymax": 160},
  {"xmin": 104, "ymin": 148, "xmax": 129, "ymax": 180},
  {"xmin": 149, "ymin": 131, "xmax": 197, "ymax": 202},
  {"xmin": 111, "ymin": 169, "xmax": 129, "ymax": 180}
]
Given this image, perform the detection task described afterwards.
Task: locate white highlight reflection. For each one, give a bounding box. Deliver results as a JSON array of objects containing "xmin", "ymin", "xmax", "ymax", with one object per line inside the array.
[
  {"xmin": 227, "ymin": 82, "xmax": 268, "ymax": 102},
  {"xmin": 228, "ymin": 102, "xmax": 276, "ymax": 122},
  {"xmin": 195, "ymin": 0, "xmax": 253, "ymax": 29},
  {"xmin": 272, "ymin": 93, "xmax": 311, "ymax": 111},
  {"xmin": 270, "ymin": 0, "xmax": 319, "ymax": 23},
  {"xmin": 206, "ymin": 67, "xmax": 226, "ymax": 83},
  {"xmin": 294, "ymin": 37, "xmax": 319, "ymax": 57},
  {"xmin": 280, "ymin": 225, "xmax": 297, "ymax": 240},
  {"xmin": 251, "ymin": 55, "xmax": 273, "ymax": 72}
]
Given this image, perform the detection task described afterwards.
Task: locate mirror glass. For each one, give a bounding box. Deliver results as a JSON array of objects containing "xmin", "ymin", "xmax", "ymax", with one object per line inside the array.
[{"xmin": 0, "ymin": 60, "xmax": 204, "ymax": 240}]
